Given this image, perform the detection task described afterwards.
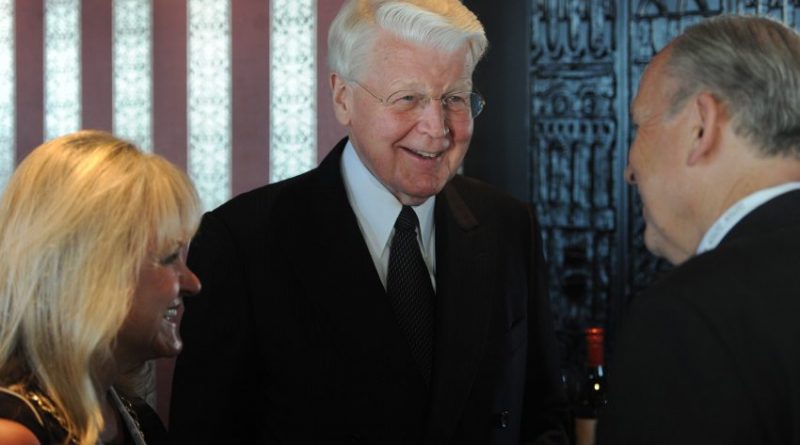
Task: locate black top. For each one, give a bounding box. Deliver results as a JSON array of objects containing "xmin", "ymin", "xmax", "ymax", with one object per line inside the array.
[
  {"xmin": 0, "ymin": 389, "xmax": 69, "ymax": 444},
  {"xmin": 0, "ymin": 388, "xmax": 168, "ymax": 444}
]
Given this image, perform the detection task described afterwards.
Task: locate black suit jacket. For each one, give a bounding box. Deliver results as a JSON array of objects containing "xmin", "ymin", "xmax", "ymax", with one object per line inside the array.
[
  {"xmin": 170, "ymin": 139, "xmax": 568, "ymax": 444},
  {"xmin": 597, "ymin": 190, "xmax": 800, "ymax": 444}
]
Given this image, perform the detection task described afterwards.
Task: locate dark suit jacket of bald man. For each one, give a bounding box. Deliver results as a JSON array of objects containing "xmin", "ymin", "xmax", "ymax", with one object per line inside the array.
[
  {"xmin": 598, "ymin": 190, "xmax": 800, "ymax": 445},
  {"xmin": 169, "ymin": 138, "xmax": 569, "ymax": 444}
]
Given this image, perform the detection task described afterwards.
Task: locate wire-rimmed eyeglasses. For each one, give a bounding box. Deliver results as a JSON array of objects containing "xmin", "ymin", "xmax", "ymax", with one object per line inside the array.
[{"xmin": 353, "ymin": 82, "xmax": 486, "ymax": 122}]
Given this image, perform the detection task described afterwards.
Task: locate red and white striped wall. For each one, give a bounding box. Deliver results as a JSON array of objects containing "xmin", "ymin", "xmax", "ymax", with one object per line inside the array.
[{"xmin": 2, "ymin": 0, "xmax": 348, "ymax": 210}]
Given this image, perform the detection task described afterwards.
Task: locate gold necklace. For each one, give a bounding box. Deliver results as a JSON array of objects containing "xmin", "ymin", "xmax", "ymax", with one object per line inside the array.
[
  {"xmin": 24, "ymin": 389, "xmax": 79, "ymax": 444},
  {"xmin": 17, "ymin": 386, "xmax": 146, "ymax": 445},
  {"xmin": 112, "ymin": 389, "xmax": 146, "ymax": 444}
]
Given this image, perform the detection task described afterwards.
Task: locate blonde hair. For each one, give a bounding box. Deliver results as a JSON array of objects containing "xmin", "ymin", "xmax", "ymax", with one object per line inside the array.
[
  {"xmin": 328, "ymin": 0, "xmax": 488, "ymax": 81},
  {"xmin": 0, "ymin": 130, "xmax": 201, "ymax": 444}
]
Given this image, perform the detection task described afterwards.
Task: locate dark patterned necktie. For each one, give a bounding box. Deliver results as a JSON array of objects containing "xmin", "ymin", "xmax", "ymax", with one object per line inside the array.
[{"xmin": 387, "ymin": 205, "xmax": 435, "ymax": 385}]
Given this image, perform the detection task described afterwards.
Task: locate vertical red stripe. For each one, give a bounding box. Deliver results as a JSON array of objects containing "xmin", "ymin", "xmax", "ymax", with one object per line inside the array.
[
  {"xmin": 317, "ymin": 0, "xmax": 347, "ymax": 162},
  {"xmin": 153, "ymin": 0, "xmax": 187, "ymax": 169},
  {"xmin": 232, "ymin": 0, "xmax": 269, "ymax": 195},
  {"xmin": 153, "ymin": 0, "xmax": 187, "ymax": 426},
  {"xmin": 81, "ymin": 0, "xmax": 112, "ymax": 132},
  {"xmin": 15, "ymin": 0, "xmax": 44, "ymax": 161}
]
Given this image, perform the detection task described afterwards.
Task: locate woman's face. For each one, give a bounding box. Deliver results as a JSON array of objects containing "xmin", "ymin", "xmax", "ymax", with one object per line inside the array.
[{"xmin": 115, "ymin": 242, "xmax": 201, "ymax": 370}]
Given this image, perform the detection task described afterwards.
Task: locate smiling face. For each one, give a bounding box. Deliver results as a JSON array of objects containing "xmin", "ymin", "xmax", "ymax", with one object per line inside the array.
[
  {"xmin": 626, "ymin": 49, "xmax": 698, "ymax": 264},
  {"xmin": 115, "ymin": 242, "xmax": 200, "ymax": 370},
  {"xmin": 333, "ymin": 31, "xmax": 474, "ymax": 205}
]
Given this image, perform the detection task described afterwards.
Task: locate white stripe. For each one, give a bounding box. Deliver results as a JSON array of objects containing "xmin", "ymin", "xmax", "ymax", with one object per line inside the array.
[
  {"xmin": 45, "ymin": 0, "xmax": 81, "ymax": 140},
  {"xmin": 188, "ymin": 0, "xmax": 231, "ymax": 211},
  {"xmin": 0, "ymin": 0, "xmax": 14, "ymax": 189},
  {"xmin": 270, "ymin": 0, "xmax": 317, "ymax": 183},
  {"xmin": 113, "ymin": 0, "xmax": 153, "ymax": 152}
]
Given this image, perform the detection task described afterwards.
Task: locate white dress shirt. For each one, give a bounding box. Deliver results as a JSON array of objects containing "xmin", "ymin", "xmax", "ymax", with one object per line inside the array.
[
  {"xmin": 696, "ymin": 181, "xmax": 800, "ymax": 255},
  {"xmin": 340, "ymin": 141, "xmax": 436, "ymax": 290}
]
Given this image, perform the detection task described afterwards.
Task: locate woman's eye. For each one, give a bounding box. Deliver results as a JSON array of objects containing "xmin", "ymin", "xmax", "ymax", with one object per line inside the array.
[{"xmin": 160, "ymin": 252, "xmax": 180, "ymax": 265}]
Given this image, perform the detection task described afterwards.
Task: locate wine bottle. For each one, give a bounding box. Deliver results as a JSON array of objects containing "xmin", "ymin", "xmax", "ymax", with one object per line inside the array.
[{"xmin": 574, "ymin": 327, "xmax": 607, "ymax": 445}]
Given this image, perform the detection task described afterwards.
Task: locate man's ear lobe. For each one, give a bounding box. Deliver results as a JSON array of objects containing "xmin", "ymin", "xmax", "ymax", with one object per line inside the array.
[
  {"xmin": 687, "ymin": 92, "xmax": 721, "ymax": 166},
  {"xmin": 331, "ymin": 73, "xmax": 351, "ymax": 126}
]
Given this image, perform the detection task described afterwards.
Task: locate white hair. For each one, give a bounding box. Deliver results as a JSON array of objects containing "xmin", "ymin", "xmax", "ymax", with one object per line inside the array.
[{"xmin": 328, "ymin": 0, "xmax": 488, "ymax": 81}]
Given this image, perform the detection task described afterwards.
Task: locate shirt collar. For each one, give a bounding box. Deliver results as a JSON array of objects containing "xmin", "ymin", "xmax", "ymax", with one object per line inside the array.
[
  {"xmin": 696, "ymin": 181, "xmax": 800, "ymax": 255},
  {"xmin": 341, "ymin": 140, "xmax": 435, "ymax": 253}
]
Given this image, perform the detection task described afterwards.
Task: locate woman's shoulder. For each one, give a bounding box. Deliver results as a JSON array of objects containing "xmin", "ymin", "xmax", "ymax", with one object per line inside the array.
[
  {"xmin": 0, "ymin": 418, "xmax": 41, "ymax": 445},
  {"xmin": 0, "ymin": 388, "xmax": 52, "ymax": 444}
]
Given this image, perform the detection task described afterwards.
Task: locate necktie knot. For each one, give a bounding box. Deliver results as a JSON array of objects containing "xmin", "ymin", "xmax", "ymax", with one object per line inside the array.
[{"xmin": 395, "ymin": 206, "xmax": 419, "ymax": 232}]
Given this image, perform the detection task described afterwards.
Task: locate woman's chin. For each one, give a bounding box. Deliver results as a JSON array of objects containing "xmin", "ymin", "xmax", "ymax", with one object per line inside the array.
[{"xmin": 154, "ymin": 320, "xmax": 183, "ymax": 358}]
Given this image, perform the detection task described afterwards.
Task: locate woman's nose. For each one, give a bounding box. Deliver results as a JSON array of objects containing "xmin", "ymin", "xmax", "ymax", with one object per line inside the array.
[{"xmin": 180, "ymin": 265, "xmax": 202, "ymax": 296}]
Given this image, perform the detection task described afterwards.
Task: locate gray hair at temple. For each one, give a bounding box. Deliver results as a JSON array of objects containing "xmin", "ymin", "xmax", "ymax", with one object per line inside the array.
[
  {"xmin": 328, "ymin": 0, "xmax": 488, "ymax": 82},
  {"xmin": 665, "ymin": 15, "xmax": 800, "ymax": 158}
]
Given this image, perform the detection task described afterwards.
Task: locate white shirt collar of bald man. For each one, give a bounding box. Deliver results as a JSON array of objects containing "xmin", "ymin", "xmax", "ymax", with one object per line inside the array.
[{"xmin": 696, "ymin": 181, "xmax": 800, "ymax": 255}]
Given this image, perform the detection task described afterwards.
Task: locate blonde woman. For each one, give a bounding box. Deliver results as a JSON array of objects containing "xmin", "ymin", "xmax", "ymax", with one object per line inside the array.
[{"xmin": 0, "ymin": 130, "xmax": 201, "ymax": 445}]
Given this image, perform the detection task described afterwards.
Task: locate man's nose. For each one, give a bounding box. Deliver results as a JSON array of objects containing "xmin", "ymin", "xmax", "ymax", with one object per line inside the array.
[{"xmin": 416, "ymin": 99, "xmax": 450, "ymax": 138}]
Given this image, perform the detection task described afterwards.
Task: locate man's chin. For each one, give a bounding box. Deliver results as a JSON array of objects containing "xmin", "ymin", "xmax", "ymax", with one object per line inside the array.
[
  {"xmin": 394, "ymin": 184, "xmax": 444, "ymax": 205},
  {"xmin": 644, "ymin": 230, "xmax": 689, "ymax": 266},
  {"xmin": 643, "ymin": 229, "xmax": 668, "ymax": 259}
]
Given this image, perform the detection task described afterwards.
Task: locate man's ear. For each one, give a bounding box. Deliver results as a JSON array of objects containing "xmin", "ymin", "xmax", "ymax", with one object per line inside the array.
[
  {"xmin": 687, "ymin": 92, "xmax": 723, "ymax": 166},
  {"xmin": 331, "ymin": 73, "xmax": 352, "ymax": 126}
]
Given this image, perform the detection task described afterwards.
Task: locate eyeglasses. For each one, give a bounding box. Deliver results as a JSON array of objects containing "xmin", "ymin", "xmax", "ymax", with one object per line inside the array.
[{"xmin": 353, "ymin": 82, "xmax": 485, "ymax": 122}]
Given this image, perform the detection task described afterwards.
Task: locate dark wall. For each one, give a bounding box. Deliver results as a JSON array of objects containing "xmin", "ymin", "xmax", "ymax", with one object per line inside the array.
[{"xmin": 463, "ymin": 0, "xmax": 531, "ymax": 203}]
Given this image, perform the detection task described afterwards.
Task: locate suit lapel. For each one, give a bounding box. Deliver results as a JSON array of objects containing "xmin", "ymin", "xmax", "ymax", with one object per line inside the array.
[
  {"xmin": 288, "ymin": 140, "xmax": 424, "ymax": 382},
  {"xmin": 426, "ymin": 180, "xmax": 493, "ymax": 442}
]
